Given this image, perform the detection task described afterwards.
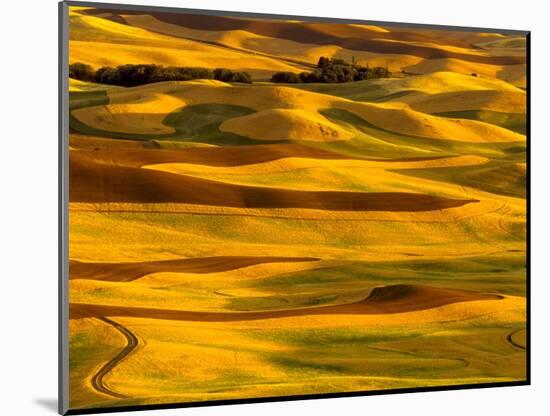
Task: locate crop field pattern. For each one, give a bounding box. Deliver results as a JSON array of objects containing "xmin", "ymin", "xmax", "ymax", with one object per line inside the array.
[{"xmin": 66, "ymin": 5, "xmax": 527, "ymax": 411}]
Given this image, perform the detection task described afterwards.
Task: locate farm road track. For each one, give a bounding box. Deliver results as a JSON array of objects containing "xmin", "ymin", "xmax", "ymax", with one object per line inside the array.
[
  {"xmin": 91, "ymin": 317, "xmax": 139, "ymax": 399},
  {"xmin": 506, "ymin": 328, "xmax": 527, "ymax": 351}
]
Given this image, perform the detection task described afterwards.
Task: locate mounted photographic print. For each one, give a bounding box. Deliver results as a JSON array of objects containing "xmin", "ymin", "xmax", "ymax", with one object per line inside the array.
[{"xmin": 59, "ymin": 1, "xmax": 529, "ymax": 414}]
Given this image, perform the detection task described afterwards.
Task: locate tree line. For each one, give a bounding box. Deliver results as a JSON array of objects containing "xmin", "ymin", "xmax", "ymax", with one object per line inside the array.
[
  {"xmin": 69, "ymin": 63, "xmax": 253, "ymax": 87},
  {"xmin": 271, "ymin": 56, "xmax": 391, "ymax": 84}
]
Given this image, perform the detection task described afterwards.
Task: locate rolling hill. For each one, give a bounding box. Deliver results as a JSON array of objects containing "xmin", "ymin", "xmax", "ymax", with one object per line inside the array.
[{"xmin": 66, "ymin": 5, "xmax": 527, "ymax": 411}]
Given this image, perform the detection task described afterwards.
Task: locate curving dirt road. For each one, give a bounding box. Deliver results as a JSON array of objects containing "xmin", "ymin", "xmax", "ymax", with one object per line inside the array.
[
  {"xmin": 506, "ymin": 328, "xmax": 527, "ymax": 351},
  {"xmin": 91, "ymin": 317, "xmax": 139, "ymax": 399}
]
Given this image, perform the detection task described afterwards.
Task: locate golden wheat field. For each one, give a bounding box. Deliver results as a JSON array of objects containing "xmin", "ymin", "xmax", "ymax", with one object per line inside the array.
[{"xmin": 66, "ymin": 5, "xmax": 528, "ymax": 411}]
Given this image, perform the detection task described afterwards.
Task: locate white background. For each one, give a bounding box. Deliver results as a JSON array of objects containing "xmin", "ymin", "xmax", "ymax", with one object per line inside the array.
[{"xmin": 1, "ymin": 0, "xmax": 548, "ymax": 414}]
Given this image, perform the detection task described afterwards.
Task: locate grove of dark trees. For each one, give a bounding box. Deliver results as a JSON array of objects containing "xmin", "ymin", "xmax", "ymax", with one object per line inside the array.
[
  {"xmin": 68, "ymin": 62, "xmax": 95, "ymax": 82},
  {"xmin": 270, "ymin": 56, "xmax": 391, "ymax": 84},
  {"xmin": 69, "ymin": 63, "xmax": 253, "ymax": 86}
]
